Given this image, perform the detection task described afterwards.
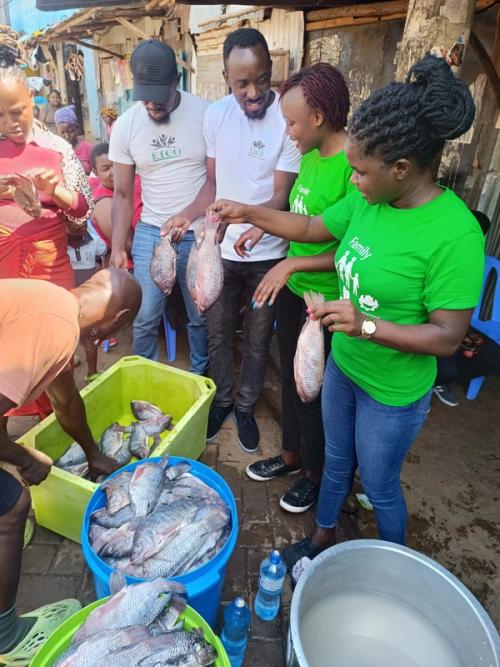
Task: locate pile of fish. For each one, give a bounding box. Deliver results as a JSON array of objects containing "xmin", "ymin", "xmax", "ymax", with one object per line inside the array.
[
  {"xmin": 89, "ymin": 456, "xmax": 231, "ymax": 579},
  {"xmin": 54, "ymin": 576, "xmax": 217, "ymax": 666},
  {"xmin": 1, "ymin": 173, "xmax": 42, "ymax": 217},
  {"xmin": 55, "ymin": 401, "xmax": 173, "ymax": 478},
  {"xmin": 294, "ymin": 291, "xmax": 326, "ymax": 403},
  {"xmin": 150, "ymin": 215, "xmax": 224, "ymax": 313}
]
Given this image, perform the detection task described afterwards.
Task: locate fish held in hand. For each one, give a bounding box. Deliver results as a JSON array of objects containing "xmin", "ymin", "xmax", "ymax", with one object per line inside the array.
[
  {"xmin": 2, "ymin": 173, "xmax": 42, "ymax": 218},
  {"xmin": 294, "ymin": 291, "xmax": 326, "ymax": 403},
  {"xmin": 150, "ymin": 233, "xmax": 176, "ymax": 295},
  {"xmin": 194, "ymin": 214, "xmax": 224, "ymax": 314}
]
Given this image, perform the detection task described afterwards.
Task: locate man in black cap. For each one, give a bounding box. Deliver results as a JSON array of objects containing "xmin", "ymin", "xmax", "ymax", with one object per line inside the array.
[{"xmin": 110, "ymin": 40, "xmax": 214, "ymax": 374}]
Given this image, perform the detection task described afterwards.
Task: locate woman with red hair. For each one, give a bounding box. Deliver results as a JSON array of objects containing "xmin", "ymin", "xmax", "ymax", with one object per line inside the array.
[{"xmin": 240, "ymin": 63, "xmax": 354, "ymax": 514}]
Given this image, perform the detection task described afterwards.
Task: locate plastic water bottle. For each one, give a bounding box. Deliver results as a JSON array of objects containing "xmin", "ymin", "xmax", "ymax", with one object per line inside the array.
[
  {"xmin": 220, "ymin": 597, "xmax": 251, "ymax": 667},
  {"xmin": 254, "ymin": 549, "xmax": 286, "ymax": 621}
]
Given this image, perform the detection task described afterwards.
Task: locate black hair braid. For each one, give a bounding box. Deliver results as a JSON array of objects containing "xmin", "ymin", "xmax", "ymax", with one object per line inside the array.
[
  {"xmin": 349, "ymin": 54, "xmax": 475, "ymax": 168},
  {"xmin": 0, "ymin": 25, "xmax": 24, "ymax": 67},
  {"xmin": 408, "ymin": 55, "xmax": 475, "ymax": 140},
  {"xmin": 0, "ymin": 25, "xmax": 27, "ymax": 86}
]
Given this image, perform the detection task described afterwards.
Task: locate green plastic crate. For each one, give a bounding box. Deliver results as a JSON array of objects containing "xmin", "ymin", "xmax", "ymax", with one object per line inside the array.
[
  {"xmin": 20, "ymin": 356, "xmax": 215, "ymax": 543},
  {"xmin": 31, "ymin": 597, "xmax": 230, "ymax": 667}
]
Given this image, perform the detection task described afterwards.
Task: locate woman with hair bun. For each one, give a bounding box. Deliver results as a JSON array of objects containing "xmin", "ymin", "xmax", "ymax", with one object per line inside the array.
[
  {"xmin": 211, "ymin": 54, "xmax": 485, "ymax": 565},
  {"xmin": 241, "ymin": 63, "xmax": 354, "ymax": 515}
]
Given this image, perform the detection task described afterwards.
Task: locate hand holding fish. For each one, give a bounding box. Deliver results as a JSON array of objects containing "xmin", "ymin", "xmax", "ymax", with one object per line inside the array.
[
  {"xmin": 234, "ymin": 226, "xmax": 265, "ymax": 258},
  {"xmin": 87, "ymin": 449, "xmax": 121, "ymax": 481},
  {"xmin": 209, "ymin": 199, "xmax": 249, "ymax": 225},
  {"xmin": 0, "ymin": 179, "xmax": 15, "ymax": 201},
  {"xmin": 161, "ymin": 214, "xmax": 191, "ymax": 243},
  {"xmin": 252, "ymin": 258, "xmax": 293, "ymax": 308},
  {"xmin": 312, "ymin": 299, "xmax": 364, "ymax": 336}
]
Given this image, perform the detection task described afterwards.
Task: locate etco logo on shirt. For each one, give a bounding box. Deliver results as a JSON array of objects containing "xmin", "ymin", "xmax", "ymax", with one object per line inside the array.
[
  {"xmin": 337, "ymin": 236, "xmax": 379, "ymax": 314},
  {"xmin": 151, "ymin": 134, "xmax": 183, "ymax": 162},
  {"xmin": 249, "ymin": 140, "xmax": 266, "ymax": 160}
]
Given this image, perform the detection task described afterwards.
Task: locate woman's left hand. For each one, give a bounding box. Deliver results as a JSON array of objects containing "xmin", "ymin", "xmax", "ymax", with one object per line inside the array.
[
  {"xmin": 32, "ymin": 169, "xmax": 60, "ymax": 197},
  {"xmin": 312, "ymin": 299, "xmax": 364, "ymax": 336}
]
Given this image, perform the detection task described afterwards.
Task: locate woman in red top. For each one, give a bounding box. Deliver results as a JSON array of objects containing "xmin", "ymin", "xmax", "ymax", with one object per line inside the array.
[
  {"xmin": 0, "ymin": 31, "xmax": 93, "ymax": 418},
  {"xmin": 54, "ymin": 105, "xmax": 94, "ymax": 175}
]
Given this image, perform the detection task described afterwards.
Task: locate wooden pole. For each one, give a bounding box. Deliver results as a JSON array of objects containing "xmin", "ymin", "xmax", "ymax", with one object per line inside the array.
[{"xmin": 395, "ymin": 0, "xmax": 476, "ymax": 80}]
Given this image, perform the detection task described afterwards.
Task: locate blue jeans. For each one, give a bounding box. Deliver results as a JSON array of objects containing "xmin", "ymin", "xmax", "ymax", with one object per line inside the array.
[
  {"xmin": 132, "ymin": 223, "xmax": 208, "ymax": 374},
  {"xmin": 316, "ymin": 356, "xmax": 432, "ymax": 544}
]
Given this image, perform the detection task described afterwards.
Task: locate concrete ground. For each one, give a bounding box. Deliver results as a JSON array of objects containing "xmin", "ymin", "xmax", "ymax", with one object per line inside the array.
[{"xmin": 7, "ymin": 327, "xmax": 499, "ymax": 666}]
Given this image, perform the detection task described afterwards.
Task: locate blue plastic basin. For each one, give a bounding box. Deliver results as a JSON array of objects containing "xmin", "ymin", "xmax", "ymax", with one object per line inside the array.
[{"xmin": 81, "ymin": 456, "xmax": 238, "ymax": 628}]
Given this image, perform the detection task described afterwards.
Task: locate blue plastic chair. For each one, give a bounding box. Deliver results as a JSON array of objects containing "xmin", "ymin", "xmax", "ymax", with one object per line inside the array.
[
  {"xmin": 466, "ymin": 255, "xmax": 500, "ymax": 399},
  {"xmin": 162, "ymin": 309, "xmax": 176, "ymax": 362}
]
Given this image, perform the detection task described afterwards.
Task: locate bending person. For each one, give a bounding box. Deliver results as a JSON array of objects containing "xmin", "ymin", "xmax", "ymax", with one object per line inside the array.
[
  {"xmin": 211, "ymin": 54, "xmax": 485, "ymax": 565},
  {"xmin": 0, "ymin": 269, "xmax": 141, "ymax": 664}
]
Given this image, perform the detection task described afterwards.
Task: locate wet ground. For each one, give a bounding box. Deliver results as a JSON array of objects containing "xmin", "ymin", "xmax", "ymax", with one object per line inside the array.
[{"xmin": 7, "ymin": 327, "xmax": 499, "ymax": 665}]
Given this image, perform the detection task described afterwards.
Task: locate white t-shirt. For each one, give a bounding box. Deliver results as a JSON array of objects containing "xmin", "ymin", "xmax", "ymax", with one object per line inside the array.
[
  {"xmin": 204, "ymin": 94, "xmax": 300, "ymax": 262},
  {"xmin": 109, "ymin": 92, "xmax": 209, "ymax": 228}
]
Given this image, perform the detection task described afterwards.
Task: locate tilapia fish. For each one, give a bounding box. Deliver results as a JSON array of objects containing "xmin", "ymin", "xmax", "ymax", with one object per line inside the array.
[
  {"xmin": 128, "ymin": 456, "xmax": 169, "ymax": 517},
  {"xmin": 112, "ymin": 629, "xmax": 217, "ymax": 666},
  {"xmin": 2, "ymin": 173, "xmax": 42, "ymax": 218},
  {"xmin": 130, "ymin": 400, "xmax": 164, "ymax": 421},
  {"xmin": 194, "ymin": 215, "xmax": 224, "ymax": 313},
  {"xmin": 100, "ymin": 423, "xmax": 131, "ymax": 466},
  {"xmin": 150, "ymin": 233, "xmax": 176, "ymax": 295},
  {"xmin": 294, "ymin": 291, "xmax": 325, "ymax": 403},
  {"xmin": 54, "ymin": 626, "xmax": 150, "ymax": 667},
  {"xmin": 129, "ymin": 421, "xmax": 151, "ymax": 459},
  {"xmin": 90, "ymin": 459, "xmax": 232, "ymax": 579},
  {"xmin": 186, "ymin": 242, "xmax": 199, "ymax": 304},
  {"xmin": 74, "ymin": 576, "xmax": 184, "ymax": 642}
]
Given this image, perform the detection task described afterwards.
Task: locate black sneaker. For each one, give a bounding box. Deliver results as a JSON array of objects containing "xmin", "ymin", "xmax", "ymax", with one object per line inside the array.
[
  {"xmin": 280, "ymin": 477, "xmax": 319, "ymax": 513},
  {"xmin": 281, "ymin": 537, "xmax": 325, "ymax": 572},
  {"xmin": 246, "ymin": 455, "xmax": 302, "ymax": 482},
  {"xmin": 206, "ymin": 404, "xmax": 233, "ymax": 442},
  {"xmin": 234, "ymin": 408, "xmax": 259, "ymax": 453},
  {"xmin": 433, "ymin": 385, "xmax": 459, "ymax": 407}
]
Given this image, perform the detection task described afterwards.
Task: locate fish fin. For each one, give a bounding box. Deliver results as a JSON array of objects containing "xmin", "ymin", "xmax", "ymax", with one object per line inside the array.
[
  {"xmin": 159, "ymin": 454, "xmax": 170, "ymax": 469},
  {"xmin": 304, "ymin": 291, "xmax": 325, "ymax": 309},
  {"xmin": 109, "ymin": 570, "xmax": 127, "ymax": 595}
]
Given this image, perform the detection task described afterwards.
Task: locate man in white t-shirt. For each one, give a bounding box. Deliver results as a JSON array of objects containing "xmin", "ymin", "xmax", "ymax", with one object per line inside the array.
[
  {"xmin": 164, "ymin": 29, "xmax": 300, "ymax": 452},
  {"xmin": 109, "ymin": 40, "xmax": 214, "ymax": 373}
]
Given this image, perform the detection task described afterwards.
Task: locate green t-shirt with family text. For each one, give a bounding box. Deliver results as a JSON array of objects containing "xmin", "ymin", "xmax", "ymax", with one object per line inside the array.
[
  {"xmin": 287, "ymin": 149, "xmax": 354, "ymax": 300},
  {"xmin": 322, "ymin": 188, "xmax": 485, "ymax": 406}
]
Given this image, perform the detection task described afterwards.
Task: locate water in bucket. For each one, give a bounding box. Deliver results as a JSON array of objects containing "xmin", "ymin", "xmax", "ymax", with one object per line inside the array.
[{"xmin": 300, "ymin": 590, "xmax": 462, "ymax": 667}]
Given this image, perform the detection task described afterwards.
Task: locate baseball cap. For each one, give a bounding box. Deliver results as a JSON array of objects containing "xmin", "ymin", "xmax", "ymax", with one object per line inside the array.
[{"xmin": 130, "ymin": 39, "xmax": 179, "ymax": 103}]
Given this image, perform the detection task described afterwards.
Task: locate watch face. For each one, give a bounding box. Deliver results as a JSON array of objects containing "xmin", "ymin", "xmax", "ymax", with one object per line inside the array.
[{"xmin": 363, "ymin": 320, "xmax": 376, "ymax": 335}]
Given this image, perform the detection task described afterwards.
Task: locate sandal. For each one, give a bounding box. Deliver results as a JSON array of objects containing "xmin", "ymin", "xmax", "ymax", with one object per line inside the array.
[
  {"xmin": 22, "ymin": 518, "xmax": 34, "ymax": 550},
  {"xmin": 0, "ymin": 599, "xmax": 81, "ymax": 666}
]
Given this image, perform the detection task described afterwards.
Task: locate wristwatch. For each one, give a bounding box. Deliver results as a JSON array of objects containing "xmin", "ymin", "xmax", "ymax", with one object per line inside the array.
[{"xmin": 361, "ymin": 318, "xmax": 377, "ymax": 339}]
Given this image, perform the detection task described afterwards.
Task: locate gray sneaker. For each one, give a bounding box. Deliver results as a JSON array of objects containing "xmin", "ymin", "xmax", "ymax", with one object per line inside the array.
[{"xmin": 433, "ymin": 385, "xmax": 459, "ymax": 407}]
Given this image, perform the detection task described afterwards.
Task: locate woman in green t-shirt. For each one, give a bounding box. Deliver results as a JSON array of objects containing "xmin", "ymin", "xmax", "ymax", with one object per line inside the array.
[
  {"xmin": 238, "ymin": 64, "xmax": 353, "ymax": 515},
  {"xmin": 210, "ymin": 55, "xmax": 484, "ymax": 565}
]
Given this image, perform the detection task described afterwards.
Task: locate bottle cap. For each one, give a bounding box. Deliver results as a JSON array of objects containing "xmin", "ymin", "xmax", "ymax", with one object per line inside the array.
[
  {"xmin": 270, "ymin": 549, "xmax": 281, "ymax": 564},
  {"xmin": 235, "ymin": 597, "xmax": 245, "ymax": 608}
]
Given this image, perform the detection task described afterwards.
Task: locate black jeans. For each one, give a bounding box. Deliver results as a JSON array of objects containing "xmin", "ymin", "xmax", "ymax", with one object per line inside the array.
[
  {"xmin": 206, "ymin": 258, "xmax": 279, "ymax": 412},
  {"xmin": 276, "ymin": 285, "xmax": 332, "ymax": 472}
]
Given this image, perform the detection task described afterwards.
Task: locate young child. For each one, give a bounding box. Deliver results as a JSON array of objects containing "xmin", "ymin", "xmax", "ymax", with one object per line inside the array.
[{"xmin": 89, "ymin": 143, "xmax": 142, "ymax": 266}]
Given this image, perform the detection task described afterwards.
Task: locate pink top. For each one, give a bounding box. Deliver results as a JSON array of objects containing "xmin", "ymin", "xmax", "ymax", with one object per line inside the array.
[{"xmin": 74, "ymin": 140, "xmax": 94, "ymax": 175}]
